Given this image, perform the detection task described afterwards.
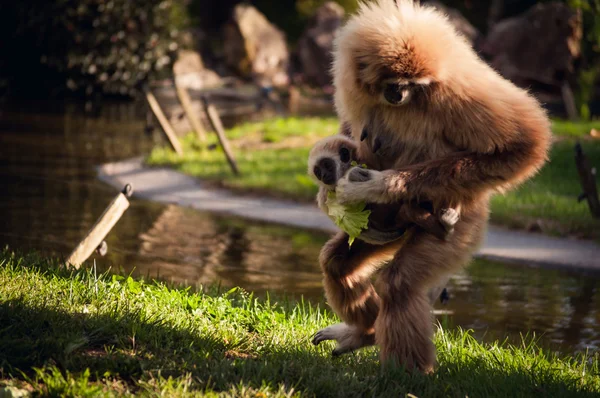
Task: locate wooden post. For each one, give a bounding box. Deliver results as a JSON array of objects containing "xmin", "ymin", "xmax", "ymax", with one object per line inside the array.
[
  {"xmin": 288, "ymin": 86, "xmax": 301, "ymax": 114},
  {"xmin": 561, "ymin": 82, "xmax": 579, "ymax": 121},
  {"xmin": 175, "ymin": 82, "xmax": 207, "ymax": 143},
  {"xmin": 575, "ymin": 142, "xmax": 600, "ymax": 218},
  {"xmin": 145, "ymin": 89, "xmax": 184, "ymax": 156},
  {"xmin": 260, "ymin": 86, "xmax": 286, "ymax": 116},
  {"xmin": 65, "ymin": 184, "xmax": 133, "ymax": 268},
  {"xmin": 202, "ymin": 96, "xmax": 240, "ymax": 175}
]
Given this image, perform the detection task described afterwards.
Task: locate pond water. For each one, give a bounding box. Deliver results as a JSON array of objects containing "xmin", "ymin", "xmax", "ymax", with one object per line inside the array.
[{"xmin": 1, "ymin": 100, "xmax": 599, "ymax": 356}]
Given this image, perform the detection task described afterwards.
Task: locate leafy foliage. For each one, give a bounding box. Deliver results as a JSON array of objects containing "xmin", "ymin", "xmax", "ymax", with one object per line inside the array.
[
  {"xmin": 0, "ymin": 0, "xmax": 187, "ymax": 97},
  {"xmin": 325, "ymin": 191, "xmax": 371, "ymax": 246}
]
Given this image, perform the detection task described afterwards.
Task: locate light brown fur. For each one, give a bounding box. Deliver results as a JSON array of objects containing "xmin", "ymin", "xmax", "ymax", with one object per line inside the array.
[{"xmin": 312, "ymin": 0, "xmax": 551, "ymax": 373}]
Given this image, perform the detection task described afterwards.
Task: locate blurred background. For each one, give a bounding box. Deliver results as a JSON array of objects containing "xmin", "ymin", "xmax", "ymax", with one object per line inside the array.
[{"xmin": 0, "ymin": 0, "xmax": 598, "ymax": 118}]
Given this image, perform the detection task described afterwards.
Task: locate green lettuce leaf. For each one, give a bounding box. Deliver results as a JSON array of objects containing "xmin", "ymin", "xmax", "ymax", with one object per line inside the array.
[{"xmin": 326, "ymin": 191, "xmax": 371, "ymax": 246}]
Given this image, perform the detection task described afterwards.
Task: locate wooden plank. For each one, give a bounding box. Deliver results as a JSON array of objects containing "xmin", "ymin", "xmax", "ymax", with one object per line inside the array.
[
  {"xmin": 175, "ymin": 82, "xmax": 207, "ymax": 143},
  {"xmin": 66, "ymin": 185, "xmax": 133, "ymax": 268},
  {"xmin": 202, "ymin": 97, "xmax": 240, "ymax": 175},
  {"xmin": 575, "ymin": 142, "xmax": 600, "ymax": 218},
  {"xmin": 145, "ymin": 89, "xmax": 184, "ymax": 156}
]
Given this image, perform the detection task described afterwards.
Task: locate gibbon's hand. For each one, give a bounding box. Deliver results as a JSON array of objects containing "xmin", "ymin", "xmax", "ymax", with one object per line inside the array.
[{"xmin": 336, "ymin": 167, "xmax": 390, "ymax": 204}]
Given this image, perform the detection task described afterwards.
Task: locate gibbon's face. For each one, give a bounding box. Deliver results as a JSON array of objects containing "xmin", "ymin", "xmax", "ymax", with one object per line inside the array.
[
  {"xmin": 353, "ymin": 47, "xmax": 435, "ymax": 108},
  {"xmin": 332, "ymin": 0, "xmax": 458, "ymax": 112},
  {"xmin": 308, "ymin": 137, "xmax": 356, "ymax": 188}
]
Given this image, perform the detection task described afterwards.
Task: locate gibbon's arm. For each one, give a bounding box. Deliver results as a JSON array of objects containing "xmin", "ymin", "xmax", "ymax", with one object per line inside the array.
[
  {"xmin": 382, "ymin": 140, "xmax": 544, "ymax": 202},
  {"xmin": 337, "ymin": 96, "xmax": 552, "ymax": 204}
]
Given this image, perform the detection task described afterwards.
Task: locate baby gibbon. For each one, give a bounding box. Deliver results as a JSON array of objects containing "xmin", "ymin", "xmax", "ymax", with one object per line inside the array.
[
  {"xmin": 312, "ymin": 0, "xmax": 551, "ymax": 373},
  {"xmin": 307, "ymin": 134, "xmax": 460, "ymax": 242}
]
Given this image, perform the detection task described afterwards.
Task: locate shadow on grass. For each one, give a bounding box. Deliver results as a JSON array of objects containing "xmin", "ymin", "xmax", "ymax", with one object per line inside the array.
[{"xmin": 0, "ymin": 268, "xmax": 597, "ymax": 397}]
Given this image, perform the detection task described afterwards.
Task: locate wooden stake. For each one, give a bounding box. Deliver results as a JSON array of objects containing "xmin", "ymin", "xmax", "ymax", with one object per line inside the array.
[
  {"xmin": 561, "ymin": 82, "xmax": 579, "ymax": 121},
  {"xmin": 575, "ymin": 142, "xmax": 600, "ymax": 218},
  {"xmin": 202, "ymin": 96, "xmax": 240, "ymax": 175},
  {"xmin": 66, "ymin": 184, "xmax": 133, "ymax": 268},
  {"xmin": 145, "ymin": 89, "xmax": 184, "ymax": 156},
  {"xmin": 175, "ymin": 82, "xmax": 207, "ymax": 142}
]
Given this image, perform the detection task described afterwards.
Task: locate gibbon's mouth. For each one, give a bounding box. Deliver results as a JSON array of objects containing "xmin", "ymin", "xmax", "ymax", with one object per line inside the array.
[{"xmin": 383, "ymin": 83, "xmax": 410, "ymax": 105}]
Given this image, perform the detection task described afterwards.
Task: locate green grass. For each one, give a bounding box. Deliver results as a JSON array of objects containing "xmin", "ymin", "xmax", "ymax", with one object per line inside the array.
[
  {"xmin": 551, "ymin": 119, "xmax": 600, "ymax": 138},
  {"xmin": 147, "ymin": 117, "xmax": 600, "ymax": 238},
  {"xmin": 1, "ymin": 250, "xmax": 599, "ymax": 397}
]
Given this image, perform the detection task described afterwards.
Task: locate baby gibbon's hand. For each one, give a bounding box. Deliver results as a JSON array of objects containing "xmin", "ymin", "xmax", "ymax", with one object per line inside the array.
[{"xmin": 336, "ymin": 167, "xmax": 388, "ymax": 204}]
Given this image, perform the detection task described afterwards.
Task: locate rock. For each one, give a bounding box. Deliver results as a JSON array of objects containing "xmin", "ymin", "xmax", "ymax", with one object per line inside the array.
[
  {"xmin": 480, "ymin": 2, "xmax": 582, "ymax": 86},
  {"xmin": 222, "ymin": 4, "xmax": 290, "ymax": 88},
  {"xmin": 297, "ymin": 2, "xmax": 345, "ymax": 87},
  {"xmin": 425, "ymin": 1, "xmax": 480, "ymax": 45},
  {"xmin": 173, "ymin": 50, "xmax": 222, "ymax": 90},
  {"xmin": 0, "ymin": 387, "xmax": 31, "ymax": 398}
]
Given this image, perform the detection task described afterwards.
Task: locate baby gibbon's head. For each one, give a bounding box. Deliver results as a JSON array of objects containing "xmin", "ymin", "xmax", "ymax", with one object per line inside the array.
[
  {"xmin": 332, "ymin": 0, "xmax": 474, "ymax": 112},
  {"xmin": 308, "ymin": 135, "xmax": 358, "ymax": 188}
]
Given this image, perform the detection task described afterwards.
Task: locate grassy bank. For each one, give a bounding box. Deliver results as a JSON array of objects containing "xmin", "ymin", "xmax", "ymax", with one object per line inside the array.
[
  {"xmin": 1, "ymin": 251, "xmax": 599, "ymax": 397},
  {"xmin": 147, "ymin": 117, "xmax": 600, "ymax": 240}
]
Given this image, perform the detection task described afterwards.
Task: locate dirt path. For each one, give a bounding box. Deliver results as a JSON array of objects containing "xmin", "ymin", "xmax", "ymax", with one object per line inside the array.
[{"xmin": 98, "ymin": 157, "xmax": 600, "ymax": 270}]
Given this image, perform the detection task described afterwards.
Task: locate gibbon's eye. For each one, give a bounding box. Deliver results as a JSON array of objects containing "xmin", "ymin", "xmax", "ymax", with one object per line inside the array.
[
  {"xmin": 383, "ymin": 83, "xmax": 404, "ymax": 105},
  {"xmin": 339, "ymin": 147, "xmax": 351, "ymax": 163},
  {"xmin": 313, "ymin": 165, "xmax": 322, "ymax": 181}
]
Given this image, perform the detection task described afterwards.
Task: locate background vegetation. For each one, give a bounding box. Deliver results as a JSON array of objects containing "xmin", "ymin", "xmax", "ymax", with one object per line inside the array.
[
  {"xmin": 1, "ymin": 0, "xmax": 599, "ymax": 109},
  {"xmin": 0, "ymin": 0, "xmax": 187, "ymax": 98}
]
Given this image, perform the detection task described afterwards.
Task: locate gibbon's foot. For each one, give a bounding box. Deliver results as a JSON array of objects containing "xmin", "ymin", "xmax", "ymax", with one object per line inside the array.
[
  {"xmin": 439, "ymin": 208, "xmax": 459, "ymax": 240},
  {"xmin": 440, "ymin": 208, "xmax": 459, "ymax": 229},
  {"xmin": 312, "ymin": 323, "xmax": 375, "ymax": 357},
  {"xmin": 348, "ymin": 167, "xmax": 371, "ymax": 182}
]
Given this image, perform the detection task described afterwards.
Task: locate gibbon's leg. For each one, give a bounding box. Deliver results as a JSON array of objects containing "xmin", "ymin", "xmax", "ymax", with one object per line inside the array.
[
  {"xmin": 374, "ymin": 218, "xmax": 482, "ymax": 373},
  {"xmin": 313, "ymin": 231, "xmax": 406, "ymax": 356}
]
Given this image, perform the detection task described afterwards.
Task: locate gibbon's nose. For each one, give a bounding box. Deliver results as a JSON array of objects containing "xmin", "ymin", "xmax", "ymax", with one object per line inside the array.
[
  {"xmin": 384, "ymin": 83, "xmax": 404, "ymax": 105},
  {"xmin": 315, "ymin": 158, "xmax": 337, "ymax": 185}
]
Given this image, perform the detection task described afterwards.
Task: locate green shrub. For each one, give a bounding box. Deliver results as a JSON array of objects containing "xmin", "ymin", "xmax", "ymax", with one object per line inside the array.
[{"xmin": 0, "ymin": 0, "xmax": 189, "ymax": 97}]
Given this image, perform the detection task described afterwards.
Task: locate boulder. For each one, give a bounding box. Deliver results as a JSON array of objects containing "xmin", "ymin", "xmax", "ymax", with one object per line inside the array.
[
  {"xmin": 297, "ymin": 2, "xmax": 345, "ymax": 87},
  {"xmin": 425, "ymin": 1, "xmax": 480, "ymax": 45},
  {"xmin": 173, "ymin": 50, "xmax": 222, "ymax": 90},
  {"xmin": 480, "ymin": 2, "xmax": 582, "ymax": 86},
  {"xmin": 222, "ymin": 4, "xmax": 290, "ymax": 87}
]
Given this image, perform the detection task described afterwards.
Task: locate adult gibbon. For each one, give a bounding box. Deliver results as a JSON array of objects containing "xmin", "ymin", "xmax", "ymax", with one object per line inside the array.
[{"xmin": 311, "ymin": 0, "xmax": 551, "ymax": 373}]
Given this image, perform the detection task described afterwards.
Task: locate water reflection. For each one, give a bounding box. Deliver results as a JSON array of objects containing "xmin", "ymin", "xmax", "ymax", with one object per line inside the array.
[
  {"xmin": 443, "ymin": 261, "xmax": 600, "ymax": 353},
  {"xmin": 0, "ymin": 100, "xmax": 599, "ymax": 355},
  {"xmin": 132, "ymin": 204, "xmax": 326, "ymax": 297}
]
